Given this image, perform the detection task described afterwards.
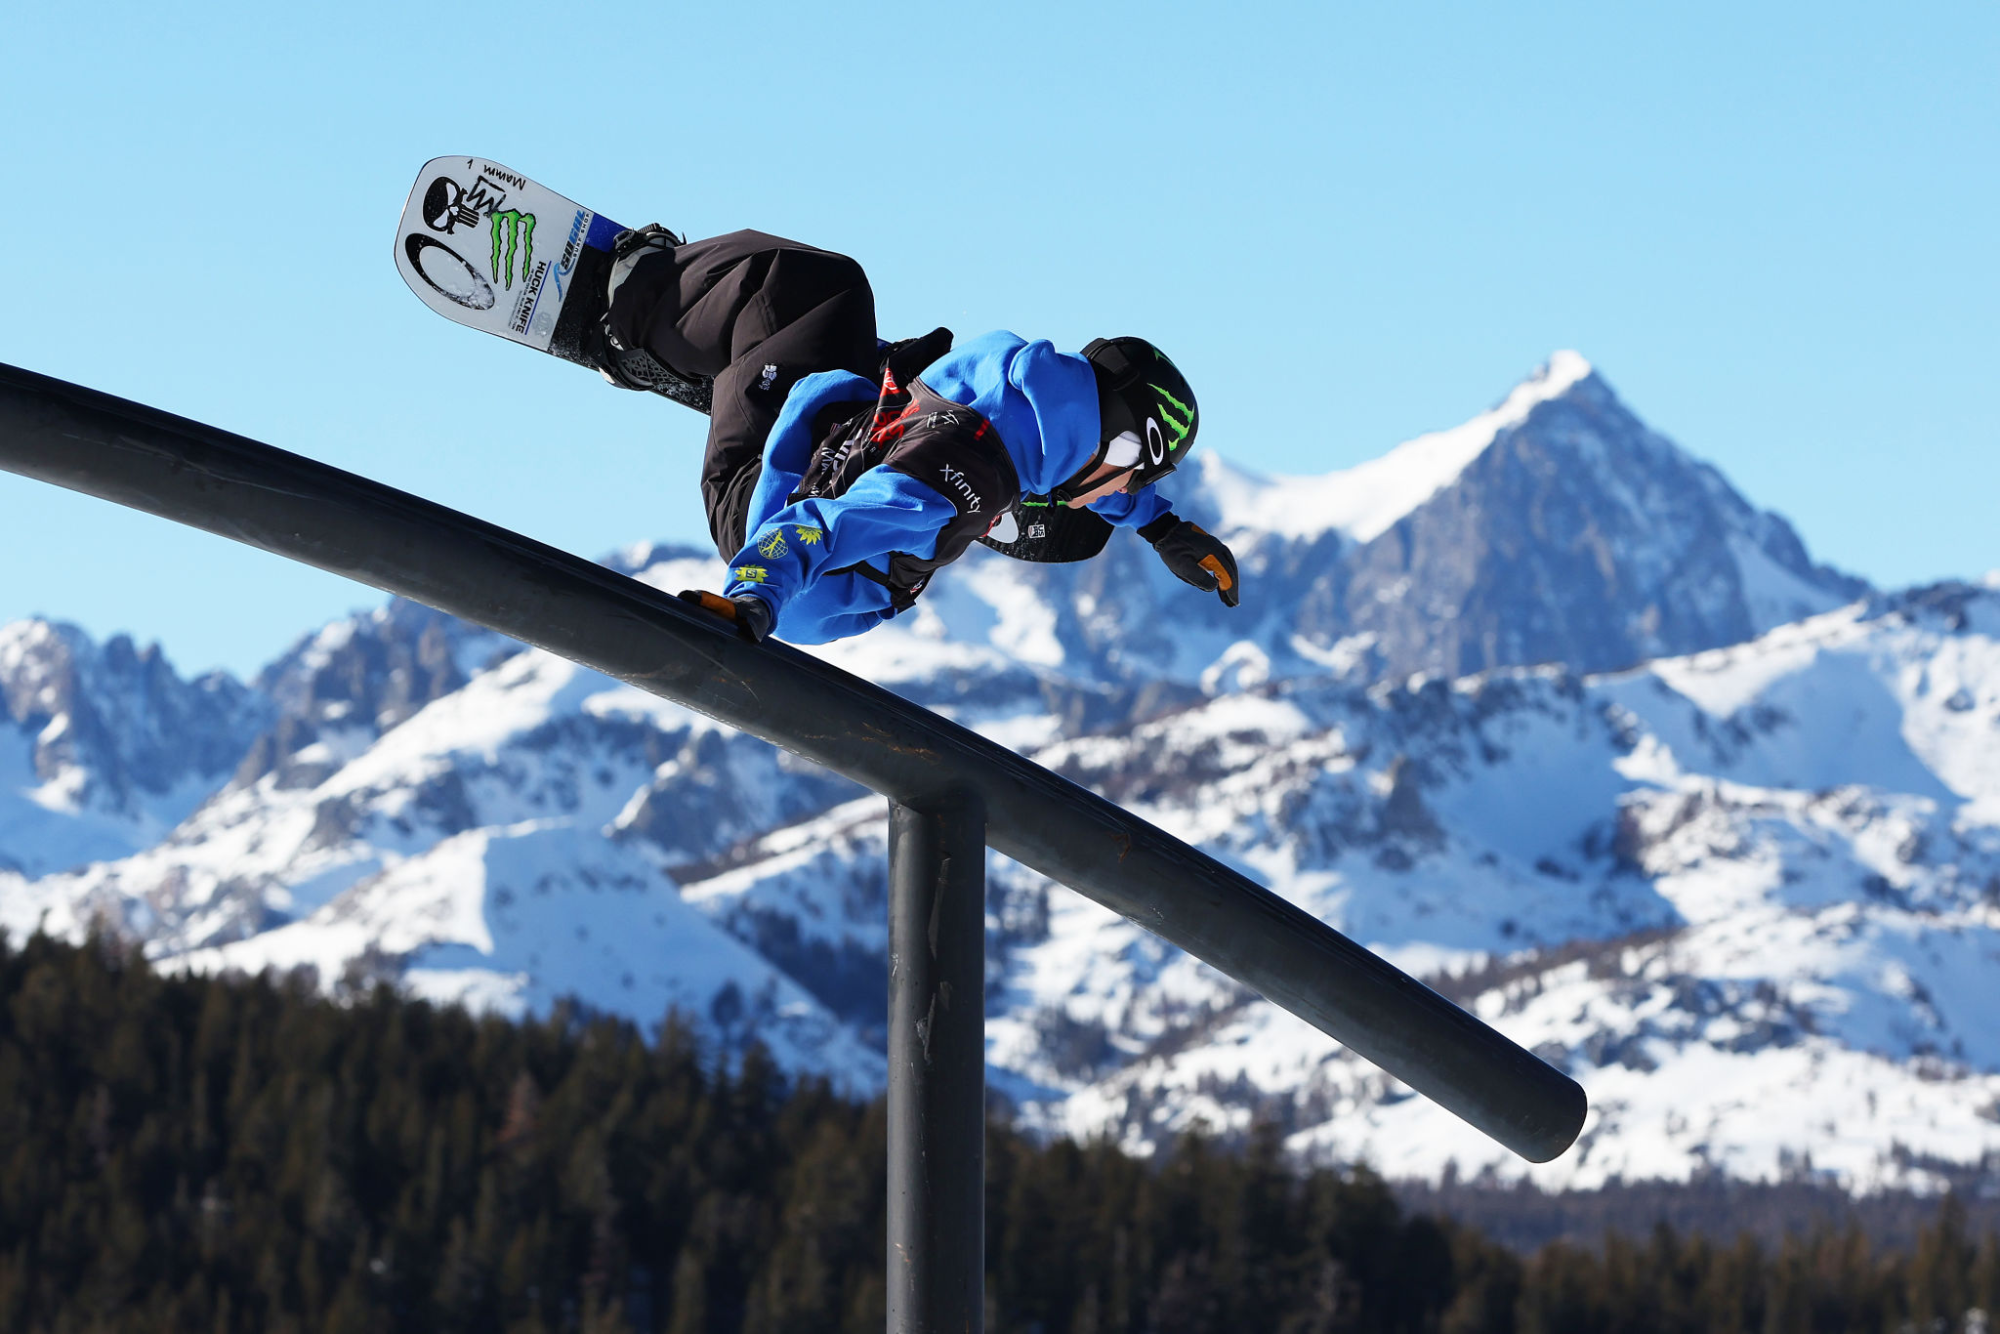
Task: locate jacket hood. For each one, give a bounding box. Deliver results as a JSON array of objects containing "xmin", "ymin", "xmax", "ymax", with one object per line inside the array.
[{"xmin": 916, "ymin": 331, "xmax": 1101, "ymax": 495}]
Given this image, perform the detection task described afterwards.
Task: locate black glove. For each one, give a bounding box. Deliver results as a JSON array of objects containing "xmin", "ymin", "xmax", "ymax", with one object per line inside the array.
[
  {"xmin": 677, "ymin": 589, "xmax": 774, "ymax": 642},
  {"xmin": 1140, "ymin": 515, "xmax": 1240, "ymax": 608}
]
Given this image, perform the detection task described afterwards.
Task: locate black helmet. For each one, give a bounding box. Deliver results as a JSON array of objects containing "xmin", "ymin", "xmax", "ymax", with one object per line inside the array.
[{"xmin": 1050, "ymin": 337, "xmax": 1200, "ymax": 504}]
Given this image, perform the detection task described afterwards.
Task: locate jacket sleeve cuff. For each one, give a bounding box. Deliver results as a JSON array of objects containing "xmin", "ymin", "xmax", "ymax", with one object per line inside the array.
[{"xmin": 1137, "ymin": 512, "xmax": 1182, "ymax": 545}]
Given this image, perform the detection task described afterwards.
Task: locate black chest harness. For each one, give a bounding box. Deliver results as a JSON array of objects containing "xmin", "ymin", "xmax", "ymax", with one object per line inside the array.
[
  {"xmin": 788, "ymin": 337, "xmax": 1117, "ymax": 611},
  {"xmin": 790, "ymin": 366, "xmax": 1022, "ymax": 611}
]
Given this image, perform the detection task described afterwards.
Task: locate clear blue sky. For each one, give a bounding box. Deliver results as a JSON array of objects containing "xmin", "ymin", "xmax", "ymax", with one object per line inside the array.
[{"xmin": 2, "ymin": 1, "xmax": 1994, "ymax": 677}]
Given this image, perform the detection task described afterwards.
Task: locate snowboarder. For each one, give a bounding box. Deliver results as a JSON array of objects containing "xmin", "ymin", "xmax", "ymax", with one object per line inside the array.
[{"xmin": 587, "ymin": 227, "xmax": 1240, "ymax": 644}]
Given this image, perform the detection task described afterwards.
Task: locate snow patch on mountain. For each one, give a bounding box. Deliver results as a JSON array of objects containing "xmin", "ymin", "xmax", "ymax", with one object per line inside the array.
[
  {"xmin": 1203, "ymin": 351, "xmax": 1597, "ymax": 543},
  {"xmin": 167, "ymin": 820, "xmax": 884, "ymax": 1087}
]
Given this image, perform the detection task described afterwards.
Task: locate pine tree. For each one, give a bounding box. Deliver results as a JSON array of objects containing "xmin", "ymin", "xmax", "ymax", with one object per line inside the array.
[{"xmin": 1911, "ymin": 1194, "xmax": 1976, "ymax": 1330}]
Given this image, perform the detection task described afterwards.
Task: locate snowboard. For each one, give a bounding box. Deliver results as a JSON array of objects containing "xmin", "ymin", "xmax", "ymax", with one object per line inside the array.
[{"xmin": 393, "ymin": 156, "xmax": 712, "ymax": 413}]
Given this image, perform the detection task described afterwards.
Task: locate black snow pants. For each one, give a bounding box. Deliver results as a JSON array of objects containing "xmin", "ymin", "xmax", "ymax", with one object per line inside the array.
[{"xmin": 602, "ymin": 230, "xmax": 880, "ymax": 559}]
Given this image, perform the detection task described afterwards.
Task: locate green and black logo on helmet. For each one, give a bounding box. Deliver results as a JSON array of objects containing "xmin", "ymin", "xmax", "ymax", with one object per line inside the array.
[{"xmin": 1082, "ymin": 336, "xmax": 1199, "ymax": 493}]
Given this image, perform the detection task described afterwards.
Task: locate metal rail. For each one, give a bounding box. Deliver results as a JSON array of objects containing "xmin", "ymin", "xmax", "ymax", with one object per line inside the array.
[{"xmin": 0, "ymin": 360, "xmax": 1586, "ymax": 1164}]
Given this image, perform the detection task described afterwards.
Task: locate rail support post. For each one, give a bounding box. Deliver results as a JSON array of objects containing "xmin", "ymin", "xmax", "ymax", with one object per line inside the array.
[{"xmin": 887, "ymin": 793, "xmax": 987, "ymax": 1333}]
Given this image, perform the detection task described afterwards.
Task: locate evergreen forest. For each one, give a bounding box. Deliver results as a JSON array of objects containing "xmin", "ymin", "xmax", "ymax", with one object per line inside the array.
[{"xmin": 0, "ymin": 932, "xmax": 1995, "ymax": 1334}]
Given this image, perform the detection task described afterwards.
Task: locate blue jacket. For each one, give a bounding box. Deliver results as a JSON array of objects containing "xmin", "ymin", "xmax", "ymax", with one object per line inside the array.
[{"xmin": 720, "ymin": 331, "xmax": 1173, "ymax": 644}]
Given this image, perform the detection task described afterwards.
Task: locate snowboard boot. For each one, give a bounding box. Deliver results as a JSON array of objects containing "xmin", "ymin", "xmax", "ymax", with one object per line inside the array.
[{"xmin": 583, "ymin": 224, "xmax": 715, "ymax": 413}]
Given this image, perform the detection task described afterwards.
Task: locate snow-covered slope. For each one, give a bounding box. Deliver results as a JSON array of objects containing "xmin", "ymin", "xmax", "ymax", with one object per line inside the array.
[
  {"xmin": 0, "ymin": 640, "xmax": 874, "ymax": 1085},
  {"xmin": 168, "ymin": 820, "xmax": 882, "ymax": 1084},
  {"xmin": 1018, "ymin": 587, "xmax": 2000, "ymax": 1189},
  {"xmin": 687, "ymin": 584, "xmax": 2000, "ymax": 1190},
  {"xmin": 11, "ymin": 577, "xmax": 1992, "ymax": 1189}
]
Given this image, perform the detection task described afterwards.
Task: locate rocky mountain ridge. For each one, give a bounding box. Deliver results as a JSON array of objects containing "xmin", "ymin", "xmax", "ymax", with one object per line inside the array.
[{"xmin": 0, "ymin": 620, "xmax": 267, "ymax": 877}]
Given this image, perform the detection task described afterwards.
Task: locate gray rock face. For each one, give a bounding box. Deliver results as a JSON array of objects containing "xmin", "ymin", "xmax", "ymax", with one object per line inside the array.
[
  {"xmin": 233, "ymin": 599, "xmax": 521, "ymax": 789},
  {"xmin": 1324, "ymin": 370, "xmax": 1865, "ymax": 678},
  {"xmin": 0, "ymin": 621, "xmax": 267, "ymax": 872},
  {"xmin": 0, "ymin": 623, "xmax": 263, "ymax": 798}
]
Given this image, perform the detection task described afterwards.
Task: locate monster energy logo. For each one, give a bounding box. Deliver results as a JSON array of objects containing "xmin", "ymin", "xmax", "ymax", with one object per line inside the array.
[
  {"xmin": 1150, "ymin": 384, "xmax": 1195, "ymax": 450},
  {"xmin": 490, "ymin": 210, "xmax": 535, "ymax": 290}
]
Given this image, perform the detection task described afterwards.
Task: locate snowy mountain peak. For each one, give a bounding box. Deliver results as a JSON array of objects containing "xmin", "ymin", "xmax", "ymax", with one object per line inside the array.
[
  {"xmin": 1132, "ymin": 353, "xmax": 1864, "ymax": 684},
  {"xmin": 1518, "ymin": 348, "xmax": 1595, "ymax": 402},
  {"xmin": 1198, "ymin": 351, "xmax": 1597, "ymax": 545}
]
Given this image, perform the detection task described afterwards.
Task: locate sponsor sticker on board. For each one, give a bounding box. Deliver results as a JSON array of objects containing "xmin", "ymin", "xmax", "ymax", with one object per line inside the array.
[{"xmin": 394, "ymin": 157, "xmax": 600, "ymax": 352}]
